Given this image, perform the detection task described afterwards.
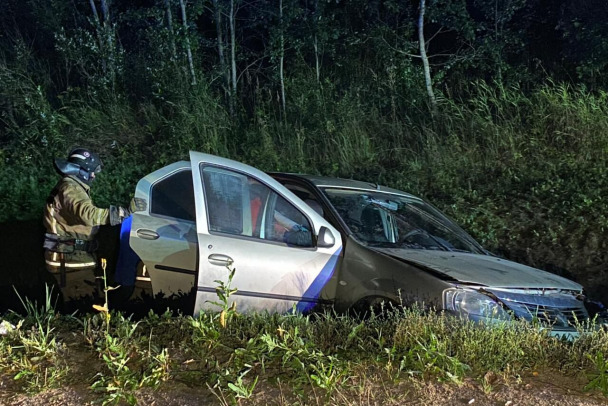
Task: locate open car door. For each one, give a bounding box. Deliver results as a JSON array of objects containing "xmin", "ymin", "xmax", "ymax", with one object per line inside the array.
[{"xmin": 189, "ymin": 151, "xmax": 343, "ymax": 315}]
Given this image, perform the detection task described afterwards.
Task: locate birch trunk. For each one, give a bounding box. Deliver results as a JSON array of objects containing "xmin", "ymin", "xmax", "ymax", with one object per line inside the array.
[
  {"xmin": 313, "ymin": 34, "xmax": 320, "ymax": 84},
  {"xmin": 418, "ymin": 0, "xmax": 436, "ymax": 113},
  {"xmin": 164, "ymin": 0, "xmax": 178, "ymax": 61},
  {"xmin": 229, "ymin": 0, "xmax": 237, "ymax": 101},
  {"xmin": 279, "ymin": 0, "xmax": 286, "ymax": 116},
  {"xmin": 100, "ymin": 0, "xmax": 114, "ymax": 85},
  {"xmin": 213, "ymin": 0, "xmax": 230, "ymax": 107},
  {"xmin": 313, "ymin": 0, "xmax": 320, "ymax": 84},
  {"xmin": 179, "ymin": 0, "xmax": 197, "ymax": 85}
]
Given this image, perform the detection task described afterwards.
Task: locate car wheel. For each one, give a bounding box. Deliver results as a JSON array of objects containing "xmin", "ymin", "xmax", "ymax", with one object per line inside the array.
[{"xmin": 351, "ymin": 296, "xmax": 398, "ymax": 319}]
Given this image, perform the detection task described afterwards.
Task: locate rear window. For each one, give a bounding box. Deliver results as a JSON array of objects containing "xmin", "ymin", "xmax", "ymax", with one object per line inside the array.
[{"xmin": 150, "ymin": 170, "xmax": 195, "ymax": 221}]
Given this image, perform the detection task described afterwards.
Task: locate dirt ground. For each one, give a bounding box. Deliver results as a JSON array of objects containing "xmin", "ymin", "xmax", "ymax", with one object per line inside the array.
[{"xmin": 1, "ymin": 371, "xmax": 607, "ymax": 406}]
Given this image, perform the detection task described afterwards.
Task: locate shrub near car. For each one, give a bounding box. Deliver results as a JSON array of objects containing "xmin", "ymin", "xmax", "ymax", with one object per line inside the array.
[{"xmin": 119, "ymin": 151, "xmax": 595, "ymax": 335}]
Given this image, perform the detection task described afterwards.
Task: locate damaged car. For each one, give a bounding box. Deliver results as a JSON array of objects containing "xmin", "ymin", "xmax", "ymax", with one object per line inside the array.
[{"xmin": 111, "ymin": 151, "xmax": 599, "ymax": 336}]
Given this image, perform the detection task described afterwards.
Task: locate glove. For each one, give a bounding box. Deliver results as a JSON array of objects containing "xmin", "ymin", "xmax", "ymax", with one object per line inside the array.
[
  {"xmin": 109, "ymin": 205, "xmax": 130, "ymax": 226},
  {"xmin": 129, "ymin": 197, "xmax": 147, "ymax": 213},
  {"xmin": 109, "ymin": 198, "xmax": 146, "ymax": 226}
]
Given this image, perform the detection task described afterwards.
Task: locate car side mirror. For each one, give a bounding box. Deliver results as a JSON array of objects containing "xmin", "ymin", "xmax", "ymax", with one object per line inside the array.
[{"xmin": 317, "ymin": 226, "xmax": 335, "ymax": 248}]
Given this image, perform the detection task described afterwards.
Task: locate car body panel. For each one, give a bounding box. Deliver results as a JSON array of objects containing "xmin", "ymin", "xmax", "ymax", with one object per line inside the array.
[
  {"xmin": 331, "ymin": 236, "xmax": 452, "ymax": 312},
  {"xmin": 189, "ymin": 152, "xmax": 343, "ymax": 315},
  {"xmin": 375, "ymin": 248, "xmax": 583, "ymax": 290},
  {"xmin": 130, "ymin": 162, "xmax": 197, "ymax": 296}
]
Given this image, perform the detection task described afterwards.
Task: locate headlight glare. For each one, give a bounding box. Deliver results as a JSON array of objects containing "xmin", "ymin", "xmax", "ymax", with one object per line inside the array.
[{"xmin": 444, "ymin": 288, "xmax": 510, "ymax": 321}]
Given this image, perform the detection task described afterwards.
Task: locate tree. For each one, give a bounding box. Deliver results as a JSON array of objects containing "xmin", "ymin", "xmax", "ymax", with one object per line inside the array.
[
  {"xmin": 178, "ymin": 0, "xmax": 197, "ymax": 85},
  {"xmin": 164, "ymin": 0, "xmax": 178, "ymax": 61},
  {"xmin": 418, "ymin": 0, "xmax": 437, "ymax": 112},
  {"xmin": 470, "ymin": 0, "xmax": 527, "ymax": 82},
  {"xmin": 212, "ymin": 0, "xmax": 230, "ymax": 107},
  {"xmin": 557, "ymin": 0, "xmax": 608, "ymax": 88},
  {"xmin": 88, "ymin": 0, "xmax": 119, "ymax": 88}
]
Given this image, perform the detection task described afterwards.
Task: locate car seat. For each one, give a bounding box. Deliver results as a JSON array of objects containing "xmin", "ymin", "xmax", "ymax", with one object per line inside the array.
[{"xmin": 359, "ymin": 205, "xmax": 388, "ymax": 243}]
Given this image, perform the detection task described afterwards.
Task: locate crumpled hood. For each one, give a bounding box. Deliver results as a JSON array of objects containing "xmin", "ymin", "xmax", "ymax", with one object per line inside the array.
[{"xmin": 375, "ymin": 248, "xmax": 583, "ymax": 290}]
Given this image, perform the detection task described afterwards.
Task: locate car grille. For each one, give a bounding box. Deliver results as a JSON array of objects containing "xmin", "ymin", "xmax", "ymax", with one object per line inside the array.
[
  {"xmin": 486, "ymin": 289, "xmax": 589, "ymax": 328},
  {"xmin": 515, "ymin": 303, "xmax": 587, "ymax": 326}
]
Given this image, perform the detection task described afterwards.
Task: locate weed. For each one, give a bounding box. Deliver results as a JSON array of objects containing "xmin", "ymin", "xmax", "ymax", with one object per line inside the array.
[
  {"xmin": 207, "ymin": 265, "xmax": 239, "ymax": 329},
  {"xmin": 585, "ymin": 351, "xmax": 608, "ymax": 395},
  {"xmin": 89, "ymin": 258, "xmax": 171, "ymax": 405},
  {"xmin": 401, "ymin": 333, "xmax": 470, "ymax": 384},
  {"xmin": 0, "ymin": 286, "xmax": 68, "ymax": 393},
  {"xmin": 227, "ymin": 368, "xmax": 259, "ymax": 399}
]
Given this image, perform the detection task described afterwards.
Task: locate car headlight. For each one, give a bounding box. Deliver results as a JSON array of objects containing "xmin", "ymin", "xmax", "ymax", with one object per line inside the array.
[{"xmin": 444, "ymin": 288, "xmax": 510, "ymax": 321}]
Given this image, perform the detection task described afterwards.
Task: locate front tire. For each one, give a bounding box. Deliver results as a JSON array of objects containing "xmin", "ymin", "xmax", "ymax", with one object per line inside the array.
[{"xmin": 350, "ymin": 296, "xmax": 398, "ymax": 318}]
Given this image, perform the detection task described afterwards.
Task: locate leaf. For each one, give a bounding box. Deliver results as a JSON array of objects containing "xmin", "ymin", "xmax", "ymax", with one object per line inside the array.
[
  {"xmin": 219, "ymin": 310, "xmax": 226, "ymax": 328},
  {"xmin": 93, "ymin": 304, "xmax": 108, "ymax": 313}
]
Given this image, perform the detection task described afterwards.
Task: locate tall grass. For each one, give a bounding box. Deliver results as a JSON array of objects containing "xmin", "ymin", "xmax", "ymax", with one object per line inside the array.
[{"xmin": 2, "ymin": 302, "xmax": 608, "ymax": 403}]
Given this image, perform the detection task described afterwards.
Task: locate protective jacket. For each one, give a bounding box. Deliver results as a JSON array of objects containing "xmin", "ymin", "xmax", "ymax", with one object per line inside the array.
[
  {"xmin": 44, "ymin": 175, "xmax": 110, "ymax": 241},
  {"xmin": 43, "ymin": 174, "xmax": 113, "ymax": 276}
]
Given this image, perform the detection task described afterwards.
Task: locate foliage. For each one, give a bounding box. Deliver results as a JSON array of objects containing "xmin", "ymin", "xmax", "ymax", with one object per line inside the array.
[
  {"xmin": 0, "ymin": 286, "xmax": 68, "ymax": 393},
  {"xmin": 86, "ymin": 259, "xmax": 171, "ymax": 405},
  {"xmin": 585, "ymin": 351, "xmax": 608, "ymax": 396},
  {"xmin": 4, "ymin": 303, "xmax": 608, "ymax": 402}
]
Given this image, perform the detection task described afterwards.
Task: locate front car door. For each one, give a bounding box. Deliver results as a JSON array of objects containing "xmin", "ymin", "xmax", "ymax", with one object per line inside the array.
[{"xmin": 190, "ymin": 151, "xmax": 343, "ymax": 315}]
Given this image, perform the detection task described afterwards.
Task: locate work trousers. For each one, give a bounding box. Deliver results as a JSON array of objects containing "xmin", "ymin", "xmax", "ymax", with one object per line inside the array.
[{"xmin": 44, "ymin": 250, "xmax": 100, "ymax": 303}]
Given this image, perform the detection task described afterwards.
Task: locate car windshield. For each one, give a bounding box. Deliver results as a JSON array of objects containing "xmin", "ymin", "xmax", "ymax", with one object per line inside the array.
[{"xmin": 323, "ymin": 188, "xmax": 484, "ymax": 253}]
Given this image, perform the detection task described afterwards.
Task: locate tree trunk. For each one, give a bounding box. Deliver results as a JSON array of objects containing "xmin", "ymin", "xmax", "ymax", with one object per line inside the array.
[
  {"xmin": 179, "ymin": 0, "xmax": 197, "ymax": 85},
  {"xmin": 313, "ymin": 0, "xmax": 320, "ymax": 84},
  {"xmin": 164, "ymin": 0, "xmax": 178, "ymax": 61},
  {"xmin": 229, "ymin": 0, "xmax": 237, "ymax": 104},
  {"xmin": 100, "ymin": 0, "xmax": 115, "ymax": 86},
  {"xmin": 279, "ymin": 0, "xmax": 286, "ymax": 116},
  {"xmin": 313, "ymin": 34, "xmax": 320, "ymax": 84},
  {"xmin": 418, "ymin": 0, "xmax": 436, "ymax": 113},
  {"xmin": 213, "ymin": 0, "xmax": 231, "ymax": 110}
]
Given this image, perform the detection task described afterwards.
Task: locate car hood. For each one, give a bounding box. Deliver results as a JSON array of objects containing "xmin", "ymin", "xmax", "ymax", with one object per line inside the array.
[{"xmin": 375, "ymin": 248, "xmax": 583, "ymax": 290}]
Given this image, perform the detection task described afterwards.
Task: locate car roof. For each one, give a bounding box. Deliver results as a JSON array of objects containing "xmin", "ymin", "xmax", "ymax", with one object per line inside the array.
[
  {"xmin": 176, "ymin": 159, "xmax": 421, "ymax": 200},
  {"xmin": 270, "ymin": 173, "xmax": 421, "ymax": 200}
]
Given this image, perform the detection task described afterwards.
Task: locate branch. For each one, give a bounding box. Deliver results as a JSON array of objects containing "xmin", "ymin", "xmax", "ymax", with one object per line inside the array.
[{"xmin": 426, "ymin": 27, "xmax": 454, "ymax": 46}]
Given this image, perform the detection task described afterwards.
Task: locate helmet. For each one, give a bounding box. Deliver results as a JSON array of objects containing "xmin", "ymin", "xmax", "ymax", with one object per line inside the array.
[
  {"xmin": 54, "ymin": 148, "xmax": 103, "ymax": 184},
  {"xmin": 67, "ymin": 148, "xmax": 103, "ymax": 174}
]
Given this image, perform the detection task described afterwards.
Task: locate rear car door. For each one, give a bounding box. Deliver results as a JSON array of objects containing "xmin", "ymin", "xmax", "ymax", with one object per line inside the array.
[
  {"xmin": 190, "ymin": 151, "xmax": 343, "ymax": 314},
  {"xmin": 129, "ymin": 162, "xmax": 198, "ymax": 297}
]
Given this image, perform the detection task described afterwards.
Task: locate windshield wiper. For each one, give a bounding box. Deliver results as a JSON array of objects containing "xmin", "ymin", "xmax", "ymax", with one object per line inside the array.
[{"xmin": 418, "ymin": 230, "xmax": 452, "ymax": 251}]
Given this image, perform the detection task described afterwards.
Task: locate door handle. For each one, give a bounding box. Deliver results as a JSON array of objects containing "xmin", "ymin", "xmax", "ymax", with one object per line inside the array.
[
  {"xmin": 208, "ymin": 254, "xmax": 234, "ymax": 266},
  {"xmin": 136, "ymin": 229, "xmax": 160, "ymax": 240}
]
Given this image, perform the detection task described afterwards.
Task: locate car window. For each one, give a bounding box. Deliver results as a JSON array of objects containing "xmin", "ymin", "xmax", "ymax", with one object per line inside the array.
[
  {"xmin": 323, "ymin": 188, "xmax": 484, "ymax": 253},
  {"xmin": 150, "ymin": 169, "xmax": 195, "ymax": 221},
  {"xmin": 202, "ymin": 167, "xmax": 314, "ymax": 247},
  {"xmin": 282, "ymin": 183, "xmax": 324, "ymax": 217}
]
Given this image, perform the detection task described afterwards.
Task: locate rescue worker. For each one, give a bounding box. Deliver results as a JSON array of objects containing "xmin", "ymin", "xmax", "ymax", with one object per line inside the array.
[{"xmin": 43, "ymin": 147, "xmax": 140, "ymax": 305}]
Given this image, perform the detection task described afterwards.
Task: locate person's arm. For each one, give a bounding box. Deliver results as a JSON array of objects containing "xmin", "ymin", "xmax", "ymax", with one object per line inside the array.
[
  {"xmin": 62, "ymin": 183, "xmax": 138, "ymax": 226},
  {"xmin": 273, "ymin": 211, "xmax": 299, "ymax": 231},
  {"xmin": 62, "ymin": 185, "xmax": 111, "ymax": 226}
]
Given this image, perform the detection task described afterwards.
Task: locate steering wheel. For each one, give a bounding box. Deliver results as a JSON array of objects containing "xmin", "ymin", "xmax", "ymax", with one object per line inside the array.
[
  {"xmin": 401, "ymin": 228, "xmax": 425, "ymax": 242},
  {"xmin": 346, "ymin": 218, "xmax": 364, "ymax": 233}
]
